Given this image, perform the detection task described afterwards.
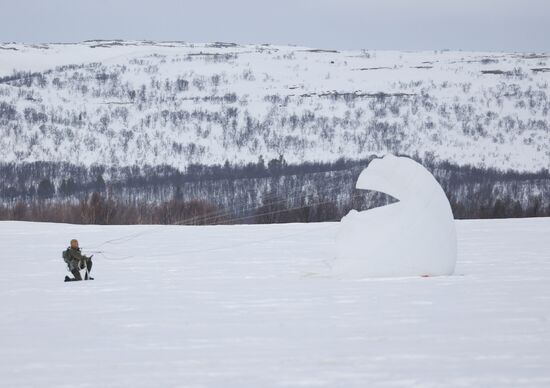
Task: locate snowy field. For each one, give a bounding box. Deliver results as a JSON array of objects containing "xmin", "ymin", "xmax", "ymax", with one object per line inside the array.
[{"xmin": 1, "ymin": 218, "xmax": 550, "ymax": 387}]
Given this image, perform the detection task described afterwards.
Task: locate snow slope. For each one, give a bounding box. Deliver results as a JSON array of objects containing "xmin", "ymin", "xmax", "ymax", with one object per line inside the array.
[
  {"xmin": 1, "ymin": 218, "xmax": 550, "ymax": 387},
  {"xmin": 1, "ymin": 41, "xmax": 549, "ymax": 171}
]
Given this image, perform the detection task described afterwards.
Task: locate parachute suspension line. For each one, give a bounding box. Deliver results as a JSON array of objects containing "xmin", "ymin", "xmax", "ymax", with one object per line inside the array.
[
  {"xmin": 87, "ymin": 171, "xmax": 360, "ymax": 250},
  {"xmin": 203, "ymin": 193, "xmax": 358, "ymax": 225},
  {"xmin": 99, "ymin": 208, "xmax": 349, "ymax": 261},
  {"xmin": 171, "ymin": 168, "xmax": 357, "ymax": 225},
  {"xmin": 92, "ymin": 193, "xmax": 364, "ymax": 261},
  {"xmin": 97, "ymin": 185, "xmax": 355, "ymax": 250},
  {"xmin": 87, "ymin": 250, "xmax": 134, "ymax": 261},
  {"xmin": 88, "ymin": 173, "xmax": 351, "ymax": 249},
  {"xmin": 175, "ymin": 182, "xmax": 352, "ymax": 226}
]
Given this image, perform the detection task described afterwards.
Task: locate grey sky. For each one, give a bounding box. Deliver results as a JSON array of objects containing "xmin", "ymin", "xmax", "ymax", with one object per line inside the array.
[{"xmin": 1, "ymin": 0, "xmax": 548, "ymax": 52}]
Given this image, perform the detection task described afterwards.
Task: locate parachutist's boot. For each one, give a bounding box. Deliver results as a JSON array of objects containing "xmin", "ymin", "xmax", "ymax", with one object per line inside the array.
[
  {"xmin": 71, "ymin": 269, "xmax": 83, "ymax": 281},
  {"xmin": 85, "ymin": 261, "xmax": 93, "ymax": 280}
]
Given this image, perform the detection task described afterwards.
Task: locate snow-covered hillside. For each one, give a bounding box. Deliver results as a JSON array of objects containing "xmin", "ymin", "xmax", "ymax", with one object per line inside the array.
[
  {"xmin": 0, "ymin": 41, "xmax": 549, "ymax": 171},
  {"xmin": 1, "ymin": 218, "xmax": 550, "ymax": 387}
]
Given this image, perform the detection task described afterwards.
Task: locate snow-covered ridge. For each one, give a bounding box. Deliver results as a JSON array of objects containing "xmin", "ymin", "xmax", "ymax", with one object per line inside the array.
[{"xmin": 0, "ymin": 41, "xmax": 548, "ymax": 171}]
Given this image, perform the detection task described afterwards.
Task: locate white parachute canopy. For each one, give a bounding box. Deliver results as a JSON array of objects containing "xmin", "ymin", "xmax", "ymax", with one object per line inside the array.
[{"xmin": 334, "ymin": 154, "xmax": 457, "ymax": 278}]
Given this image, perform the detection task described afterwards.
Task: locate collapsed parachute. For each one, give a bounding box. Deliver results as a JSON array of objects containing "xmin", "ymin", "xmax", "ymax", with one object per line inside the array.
[{"xmin": 334, "ymin": 154, "xmax": 457, "ymax": 278}]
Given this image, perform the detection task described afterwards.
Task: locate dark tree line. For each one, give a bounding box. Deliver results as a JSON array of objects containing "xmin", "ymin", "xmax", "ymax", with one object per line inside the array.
[
  {"xmin": 0, "ymin": 192, "xmax": 224, "ymax": 225},
  {"xmin": 0, "ymin": 156, "xmax": 549, "ymax": 224}
]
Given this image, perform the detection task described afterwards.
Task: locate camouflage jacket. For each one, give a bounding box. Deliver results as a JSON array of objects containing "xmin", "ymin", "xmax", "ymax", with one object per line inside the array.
[{"xmin": 64, "ymin": 247, "xmax": 90, "ymax": 270}]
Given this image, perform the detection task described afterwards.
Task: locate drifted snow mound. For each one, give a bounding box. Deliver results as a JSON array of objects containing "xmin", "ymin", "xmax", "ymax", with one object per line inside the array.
[{"xmin": 334, "ymin": 154, "xmax": 457, "ymax": 278}]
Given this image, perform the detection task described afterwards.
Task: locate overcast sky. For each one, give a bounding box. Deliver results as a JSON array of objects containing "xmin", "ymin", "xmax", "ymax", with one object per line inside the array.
[{"xmin": 1, "ymin": 0, "xmax": 548, "ymax": 52}]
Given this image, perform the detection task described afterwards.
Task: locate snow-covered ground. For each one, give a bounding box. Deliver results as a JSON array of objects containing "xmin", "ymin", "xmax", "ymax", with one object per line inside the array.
[{"xmin": 1, "ymin": 218, "xmax": 550, "ymax": 387}]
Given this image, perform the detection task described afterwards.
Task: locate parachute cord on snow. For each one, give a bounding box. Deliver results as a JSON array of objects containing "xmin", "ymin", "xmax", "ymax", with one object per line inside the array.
[
  {"xmin": 84, "ymin": 192, "xmax": 361, "ymax": 261},
  {"xmin": 86, "ymin": 170, "xmax": 361, "ymax": 251}
]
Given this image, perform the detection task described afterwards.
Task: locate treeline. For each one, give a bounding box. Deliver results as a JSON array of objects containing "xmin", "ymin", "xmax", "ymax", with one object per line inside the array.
[
  {"xmin": 3, "ymin": 155, "xmax": 549, "ymax": 202},
  {"xmin": 0, "ymin": 187, "xmax": 548, "ymax": 225},
  {"xmin": 0, "ymin": 193, "xmax": 223, "ymax": 225},
  {"xmin": 0, "ymin": 156, "xmax": 549, "ymax": 224},
  {"xmin": 0, "ymin": 191, "xmax": 355, "ymax": 225},
  {"xmin": 0, "ymin": 156, "xmax": 366, "ymax": 202},
  {"xmin": 448, "ymin": 194, "xmax": 549, "ymax": 219}
]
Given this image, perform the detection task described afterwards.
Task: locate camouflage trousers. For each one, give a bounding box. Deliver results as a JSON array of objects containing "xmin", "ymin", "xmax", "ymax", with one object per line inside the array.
[{"xmin": 70, "ymin": 259, "xmax": 93, "ymax": 281}]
